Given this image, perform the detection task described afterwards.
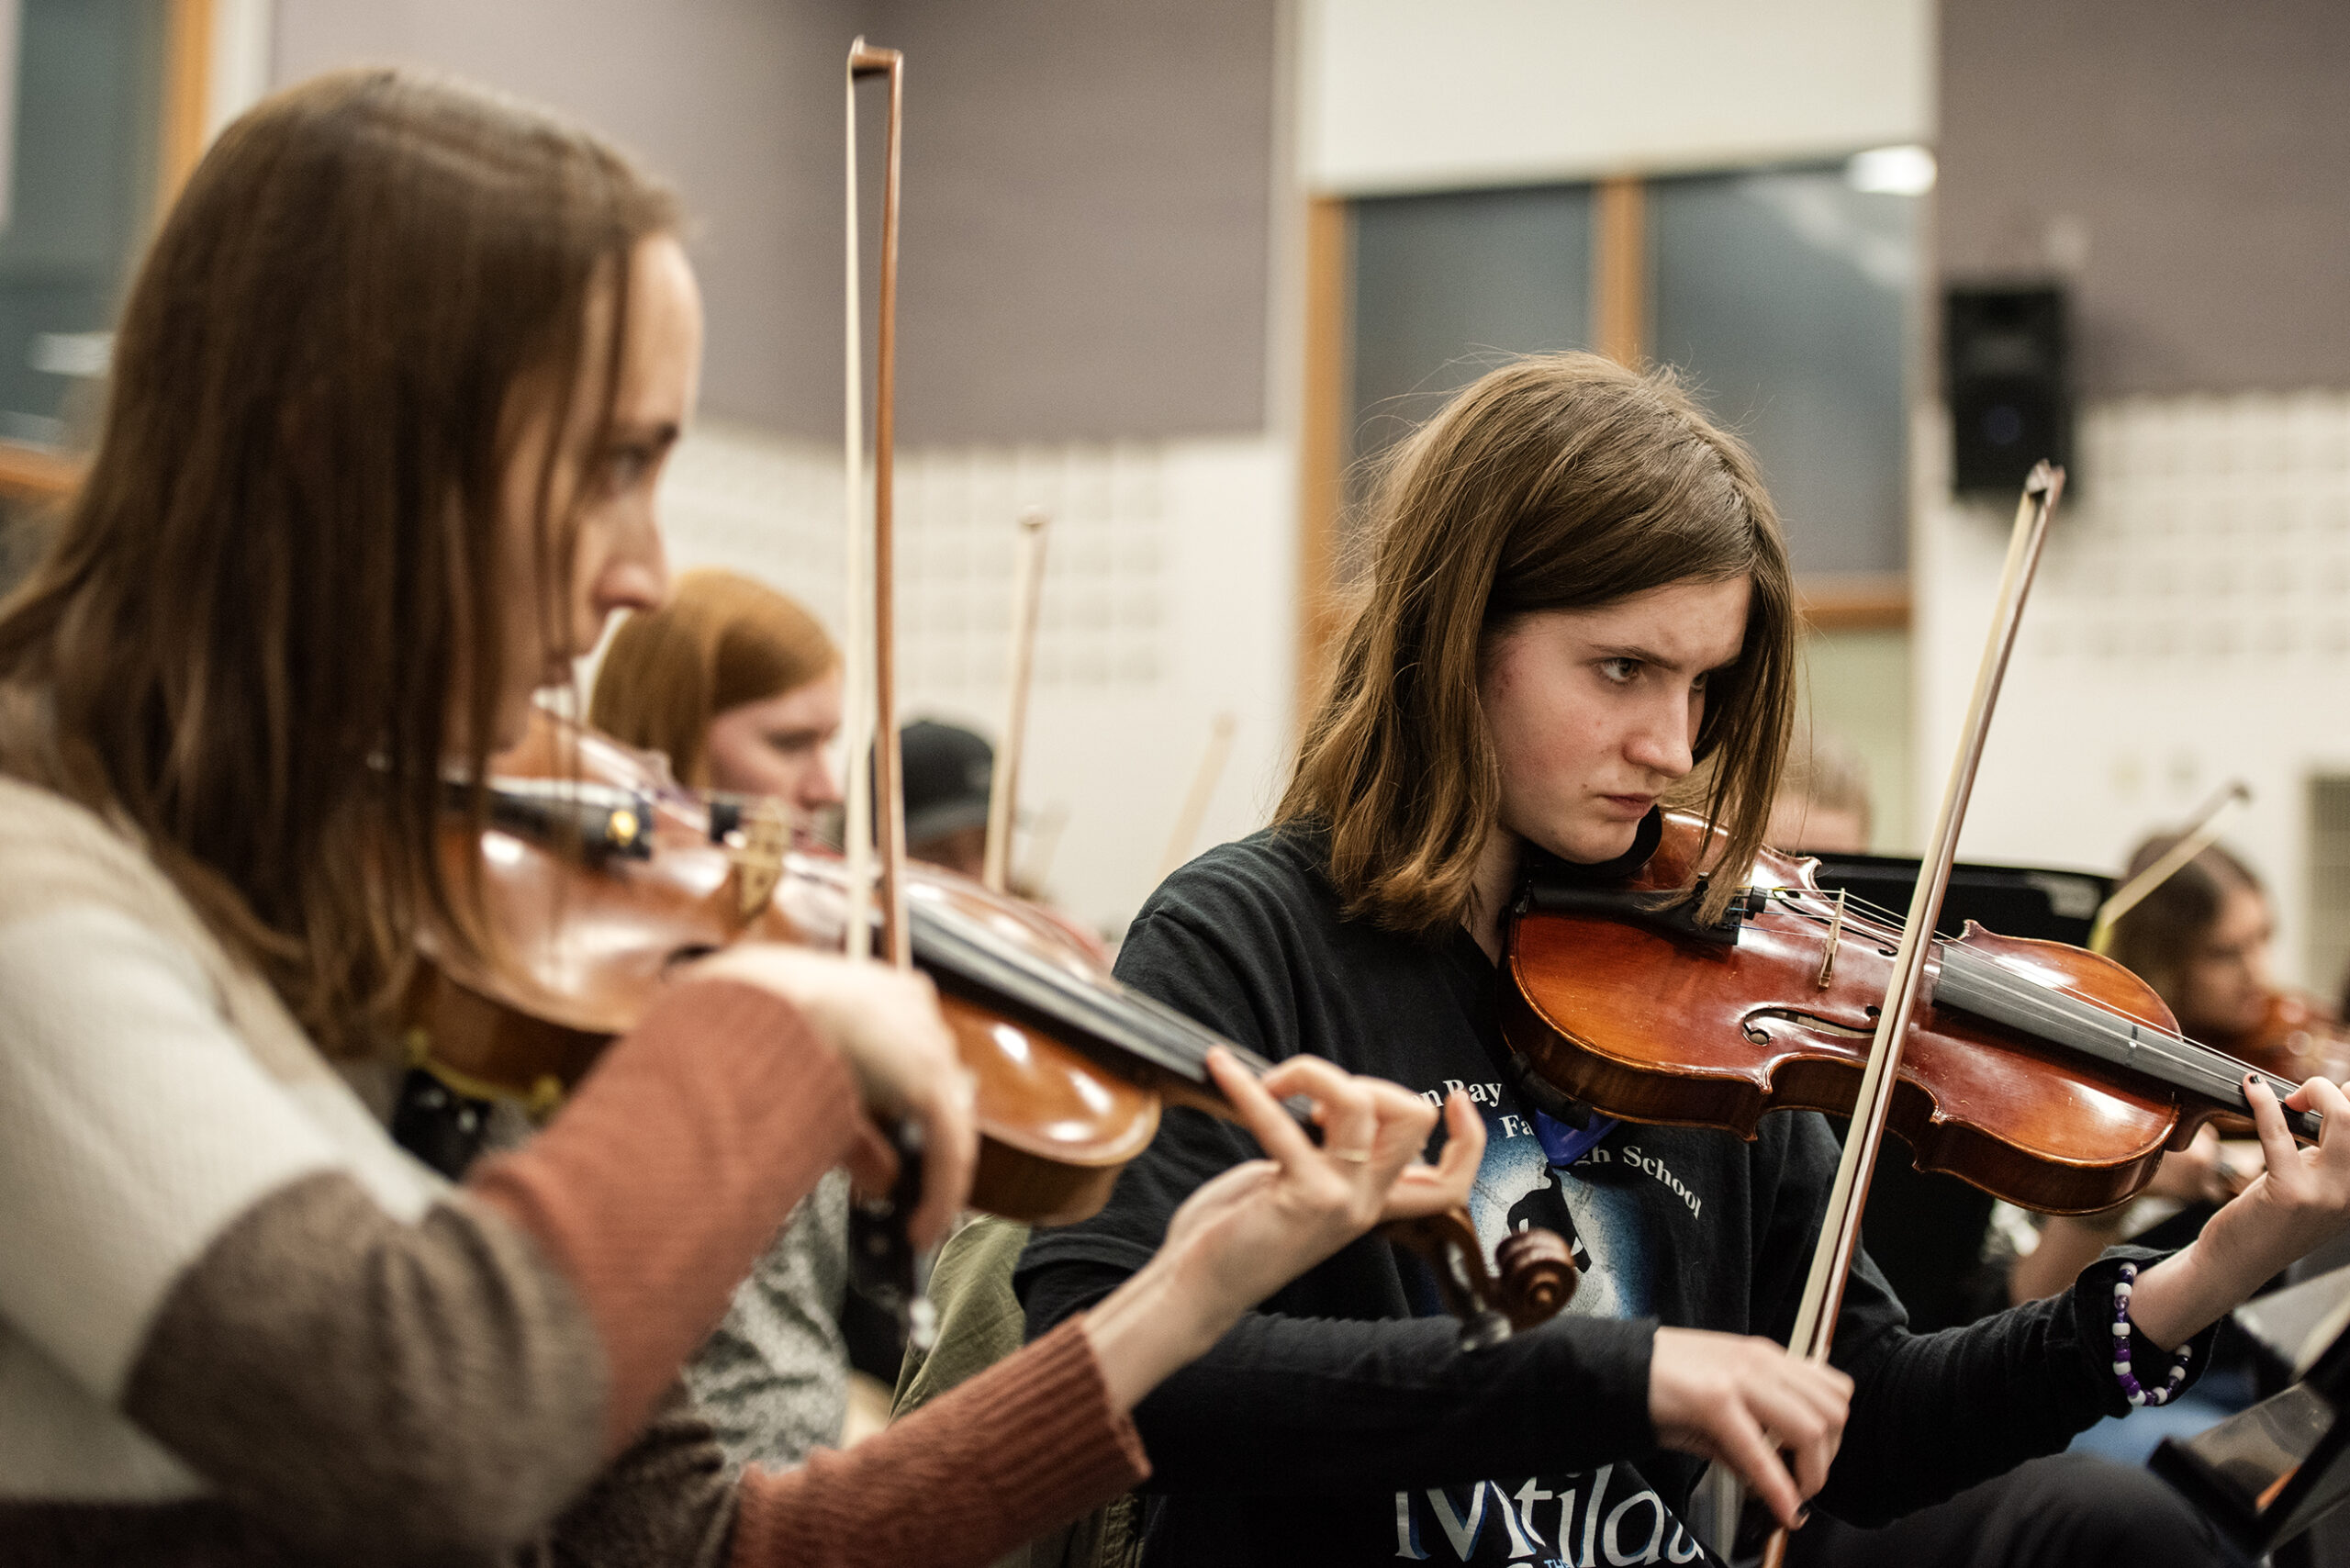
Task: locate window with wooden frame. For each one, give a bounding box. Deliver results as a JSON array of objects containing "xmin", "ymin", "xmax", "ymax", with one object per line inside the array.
[
  {"xmin": 0, "ymin": 0, "xmax": 212, "ymax": 589},
  {"xmin": 1297, "ymin": 162, "xmax": 1924, "ymax": 718}
]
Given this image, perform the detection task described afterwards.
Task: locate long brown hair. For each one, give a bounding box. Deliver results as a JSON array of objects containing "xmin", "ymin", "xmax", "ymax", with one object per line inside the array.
[
  {"xmin": 1282, "ymin": 353, "xmax": 1796, "ymax": 935},
  {"xmin": 0, "ymin": 70, "xmax": 679, "ymax": 1051},
  {"xmin": 589, "ymin": 568, "xmax": 838, "ymax": 786},
  {"xmin": 2107, "ymin": 835, "xmax": 2261, "ymax": 1014}
]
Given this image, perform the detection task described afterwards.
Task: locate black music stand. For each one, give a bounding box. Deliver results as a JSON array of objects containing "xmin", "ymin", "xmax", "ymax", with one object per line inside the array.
[
  {"xmin": 2151, "ymin": 1295, "xmax": 2350, "ymax": 1556},
  {"xmin": 1801, "ymin": 850, "xmax": 2110, "ymax": 948}
]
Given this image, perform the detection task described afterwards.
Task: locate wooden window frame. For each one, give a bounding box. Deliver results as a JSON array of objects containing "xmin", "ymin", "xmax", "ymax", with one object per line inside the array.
[{"xmin": 0, "ymin": 0, "xmax": 212, "ymax": 502}]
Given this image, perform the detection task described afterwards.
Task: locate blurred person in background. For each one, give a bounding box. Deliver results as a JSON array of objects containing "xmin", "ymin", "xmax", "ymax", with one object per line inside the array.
[
  {"xmin": 589, "ymin": 567, "xmax": 858, "ymax": 1472},
  {"xmin": 2106, "ymin": 836, "xmax": 2287, "ymax": 1058},
  {"xmin": 591, "ymin": 566, "xmax": 845, "ymax": 819},
  {"xmin": 901, "ymin": 718, "xmax": 995, "ymax": 880}
]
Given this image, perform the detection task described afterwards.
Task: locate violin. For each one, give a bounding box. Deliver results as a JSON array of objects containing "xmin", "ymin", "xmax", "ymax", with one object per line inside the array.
[
  {"xmin": 1500, "ymin": 808, "xmax": 2322, "ymax": 1216},
  {"xmin": 400, "ymin": 713, "xmax": 1578, "ymax": 1342}
]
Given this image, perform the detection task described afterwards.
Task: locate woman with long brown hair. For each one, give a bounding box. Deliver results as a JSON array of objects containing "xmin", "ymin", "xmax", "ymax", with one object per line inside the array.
[
  {"xmin": 0, "ymin": 70, "xmax": 1484, "ymax": 1566},
  {"xmin": 1016, "ymin": 353, "xmax": 2350, "ymax": 1567}
]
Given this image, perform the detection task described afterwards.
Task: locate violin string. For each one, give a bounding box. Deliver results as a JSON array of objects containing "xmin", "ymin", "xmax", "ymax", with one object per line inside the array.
[
  {"xmin": 1756, "ymin": 884, "xmax": 2139, "ymax": 1015},
  {"xmin": 1752, "ymin": 883, "xmax": 2285, "ymax": 1111},
  {"xmin": 1752, "ymin": 884, "xmax": 2222, "ymax": 1059},
  {"xmin": 917, "ymin": 896, "xmax": 1225, "ymax": 1080},
  {"xmin": 1760, "ymin": 884, "xmax": 2311, "ymax": 1115},
  {"xmin": 1765, "ymin": 886, "xmax": 2193, "ymax": 1047}
]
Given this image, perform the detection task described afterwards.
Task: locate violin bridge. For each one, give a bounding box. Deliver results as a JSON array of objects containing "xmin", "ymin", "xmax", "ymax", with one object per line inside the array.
[
  {"xmin": 727, "ymin": 799, "xmax": 791, "ymax": 923},
  {"xmin": 1817, "ymin": 888, "xmax": 1847, "ymax": 990}
]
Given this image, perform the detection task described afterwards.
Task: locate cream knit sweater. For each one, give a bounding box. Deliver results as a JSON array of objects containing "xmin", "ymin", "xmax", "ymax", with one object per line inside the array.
[{"xmin": 0, "ymin": 767, "xmax": 1143, "ymax": 1566}]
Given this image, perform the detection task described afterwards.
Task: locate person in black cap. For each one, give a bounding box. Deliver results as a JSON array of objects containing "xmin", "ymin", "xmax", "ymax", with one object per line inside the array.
[{"xmin": 901, "ymin": 719, "xmax": 995, "ymax": 879}]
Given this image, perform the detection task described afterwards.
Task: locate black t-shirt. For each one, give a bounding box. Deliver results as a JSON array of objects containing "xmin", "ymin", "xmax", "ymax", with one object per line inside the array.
[{"xmin": 1016, "ymin": 824, "xmax": 2209, "ymax": 1568}]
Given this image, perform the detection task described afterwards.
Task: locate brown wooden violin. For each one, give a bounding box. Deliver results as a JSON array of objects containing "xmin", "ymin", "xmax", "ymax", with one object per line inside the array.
[
  {"xmin": 401, "ymin": 713, "xmax": 1577, "ymax": 1341},
  {"xmin": 1499, "ymin": 808, "xmax": 2322, "ymax": 1217},
  {"xmin": 414, "ymin": 714, "xmax": 1163, "ymax": 1224},
  {"xmin": 1507, "ymin": 817, "xmax": 2327, "ymax": 1215}
]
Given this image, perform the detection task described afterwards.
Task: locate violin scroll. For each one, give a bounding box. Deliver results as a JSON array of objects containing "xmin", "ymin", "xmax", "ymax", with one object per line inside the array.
[
  {"xmin": 1494, "ymin": 1226, "xmax": 1580, "ymax": 1327},
  {"xmin": 1382, "ymin": 1209, "xmax": 1578, "ymax": 1349}
]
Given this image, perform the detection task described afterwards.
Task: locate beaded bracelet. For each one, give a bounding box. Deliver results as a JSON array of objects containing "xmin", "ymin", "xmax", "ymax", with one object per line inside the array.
[{"xmin": 2111, "ymin": 1261, "xmax": 2194, "ymax": 1407}]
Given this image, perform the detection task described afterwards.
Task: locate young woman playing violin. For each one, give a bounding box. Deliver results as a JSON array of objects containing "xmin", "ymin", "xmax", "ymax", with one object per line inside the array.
[
  {"xmin": 1017, "ymin": 353, "xmax": 2350, "ymax": 1568},
  {"xmin": 0, "ymin": 70, "xmax": 1485, "ymax": 1567}
]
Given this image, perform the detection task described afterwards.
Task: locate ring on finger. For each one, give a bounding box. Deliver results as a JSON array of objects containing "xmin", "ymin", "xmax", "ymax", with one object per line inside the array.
[{"xmin": 1332, "ymin": 1147, "xmax": 1374, "ymax": 1164}]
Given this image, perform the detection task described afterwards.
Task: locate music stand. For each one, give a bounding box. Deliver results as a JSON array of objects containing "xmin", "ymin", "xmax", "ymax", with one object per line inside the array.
[
  {"xmin": 1801, "ymin": 851, "xmax": 2110, "ymax": 948},
  {"xmin": 2151, "ymin": 1283, "xmax": 2350, "ymax": 1555}
]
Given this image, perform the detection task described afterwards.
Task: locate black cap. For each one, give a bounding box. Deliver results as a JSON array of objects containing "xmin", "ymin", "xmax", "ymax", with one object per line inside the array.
[{"xmin": 899, "ymin": 720, "xmax": 993, "ymax": 846}]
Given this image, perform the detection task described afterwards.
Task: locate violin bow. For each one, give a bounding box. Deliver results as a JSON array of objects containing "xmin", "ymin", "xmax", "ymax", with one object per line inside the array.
[
  {"xmin": 2087, "ymin": 778, "xmax": 2253, "ymax": 954},
  {"xmin": 842, "ymin": 35, "xmax": 941, "ymax": 1350},
  {"xmin": 983, "ymin": 510, "xmax": 1050, "ymax": 894},
  {"xmin": 1760, "ymin": 463, "xmax": 2065, "ymax": 1567},
  {"xmin": 845, "ymin": 37, "xmax": 911, "ymax": 969}
]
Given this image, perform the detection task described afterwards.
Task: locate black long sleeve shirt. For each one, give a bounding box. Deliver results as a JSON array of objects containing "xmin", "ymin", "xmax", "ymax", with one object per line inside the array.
[{"xmin": 1017, "ymin": 824, "xmax": 2207, "ymax": 1567}]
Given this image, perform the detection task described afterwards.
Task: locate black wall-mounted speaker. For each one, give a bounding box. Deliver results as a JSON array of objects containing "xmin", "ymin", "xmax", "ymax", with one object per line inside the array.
[{"xmin": 1944, "ymin": 285, "xmax": 2071, "ymax": 496}]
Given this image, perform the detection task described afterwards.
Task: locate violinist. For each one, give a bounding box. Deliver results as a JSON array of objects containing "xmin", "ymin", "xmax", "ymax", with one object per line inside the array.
[
  {"xmin": 0, "ymin": 70, "xmax": 1484, "ymax": 1567},
  {"xmin": 1016, "ymin": 352, "xmax": 2350, "ymax": 1567},
  {"xmin": 591, "ymin": 566, "xmax": 847, "ymax": 821},
  {"xmin": 587, "ymin": 567, "xmax": 856, "ymax": 1471}
]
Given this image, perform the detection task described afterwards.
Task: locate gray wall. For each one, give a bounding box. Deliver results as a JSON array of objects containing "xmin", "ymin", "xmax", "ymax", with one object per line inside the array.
[
  {"xmin": 276, "ymin": 0, "xmax": 859, "ymax": 436},
  {"xmin": 272, "ymin": 0, "xmax": 1277, "ymax": 442},
  {"xmin": 1940, "ymin": 0, "xmax": 2350, "ymax": 396},
  {"xmin": 878, "ymin": 0, "xmax": 1274, "ymax": 442}
]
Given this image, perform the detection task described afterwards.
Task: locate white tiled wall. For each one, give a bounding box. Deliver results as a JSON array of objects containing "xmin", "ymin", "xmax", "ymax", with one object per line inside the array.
[
  {"xmin": 892, "ymin": 443, "xmax": 1170, "ymax": 698},
  {"xmin": 651, "ymin": 420, "xmax": 845, "ymax": 590},
  {"xmin": 1914, "ymin": 391, "xmax": 2350, "ymax": 988},
  {"xmin": 654, "ymin": 422, "xmax": 1297, "ymax": 940}
]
